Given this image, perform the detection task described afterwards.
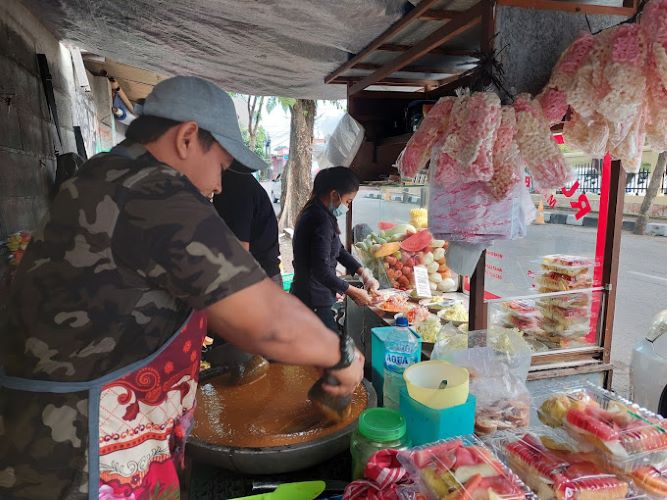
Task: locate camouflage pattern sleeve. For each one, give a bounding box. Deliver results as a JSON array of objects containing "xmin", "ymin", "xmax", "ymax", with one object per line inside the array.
[{"xmin": 111, "ymin": 181, "xmax": 267, "ymax": 310}]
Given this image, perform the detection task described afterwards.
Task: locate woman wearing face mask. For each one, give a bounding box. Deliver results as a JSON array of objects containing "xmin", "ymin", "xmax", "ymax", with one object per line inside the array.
[{"xmin": 291, "ymin": 167, "xmax": 378, "ymax": 332}]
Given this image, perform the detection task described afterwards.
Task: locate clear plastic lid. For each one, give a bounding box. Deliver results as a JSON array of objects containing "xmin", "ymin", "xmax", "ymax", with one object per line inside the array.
[
  {"xmin": 537, "ymin": 292, "xmax": 591, "ymax": 309},
  {"xmin": 397, "ymin": 435, "xmax": 534, "ymax": 499},
  {"xmin": 628, "ymin": 461, "xmax": 667, "ymax": 498},
  {"xmin": 487, "ymin": 431, "xmax": 639, "ymax": 499},
  {"xmin": 536, "ymin": 384, "xmax": 667, "ymax": 473},
  {"xmin": 503, "ymin": 300, "xmax": 540, "ymax": 319},
  {"xmin": 536, "ymin": 273, "xmax": 594, "ymax": 292},
  {"xmin": 540, "ymin": 254, "xmax": 595, "ymax": 275}
]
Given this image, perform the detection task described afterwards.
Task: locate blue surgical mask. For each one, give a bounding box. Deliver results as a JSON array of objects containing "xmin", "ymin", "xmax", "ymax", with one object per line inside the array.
[{"xmin": 329, "ymin": 193, "xmax": 348, "ymax": 218}]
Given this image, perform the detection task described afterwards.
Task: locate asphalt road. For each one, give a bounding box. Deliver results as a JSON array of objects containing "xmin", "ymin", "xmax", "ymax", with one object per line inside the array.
[{"xmin": 265, "ymin": 184, "xmax": 667, "ymax": 396}]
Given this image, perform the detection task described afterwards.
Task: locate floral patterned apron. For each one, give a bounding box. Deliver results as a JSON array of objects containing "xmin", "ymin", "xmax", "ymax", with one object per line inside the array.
[{"xmin": 1, "ymin": 311, "xmax": 207, "ymax": 500}]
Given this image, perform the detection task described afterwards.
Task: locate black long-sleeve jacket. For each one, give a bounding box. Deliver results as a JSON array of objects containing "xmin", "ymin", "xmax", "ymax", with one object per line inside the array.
[{"xmin": 290, "ymin": 199, "xmax": 361, "ymax": 308}]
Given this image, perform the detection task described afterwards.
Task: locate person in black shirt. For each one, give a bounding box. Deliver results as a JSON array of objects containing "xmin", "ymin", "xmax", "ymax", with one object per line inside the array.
[
  {"xmin": 213, "ymin": 161, "xmax": 282, "ymax": 287},
  {"xmin": 291, "ymin": 167, "xmax": 379, "ymax": 332}
]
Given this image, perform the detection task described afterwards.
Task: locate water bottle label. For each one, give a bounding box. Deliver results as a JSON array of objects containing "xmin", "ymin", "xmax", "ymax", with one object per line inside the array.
[{"xmin": 384, "ymin": 350, "xmax": 419, "ymax": 371}]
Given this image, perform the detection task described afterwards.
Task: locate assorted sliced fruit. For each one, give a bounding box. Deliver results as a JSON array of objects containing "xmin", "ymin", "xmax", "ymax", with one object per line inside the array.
[
  {"xmin": 399, "ymin": 438, "xmax": 530, "ymax": 499},
  {"xmin": 354, "ymin": 225, "xmax": 456, "ymax": 292},
  {"xmin": 538, "ymin": 388, "xmax": 667, "ymax": 466}
]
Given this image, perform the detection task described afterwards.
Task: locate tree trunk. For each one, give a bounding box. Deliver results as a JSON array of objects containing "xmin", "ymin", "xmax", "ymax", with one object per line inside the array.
[
  {"xmin": 634, "ymin": 152, "xmax": 667, "ymax": 235},
  {"xmin": 278, "ymin": 99, "xmax": 316, "ymax": 230}
]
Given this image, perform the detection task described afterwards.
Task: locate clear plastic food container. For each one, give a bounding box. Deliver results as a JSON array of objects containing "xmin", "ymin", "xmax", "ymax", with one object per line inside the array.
[
  {"xmin": 536, "ymin": 272, "xmax": 594, "ymax": 292},
  {"xmin": 628, "ymin": 461, "xmax": 667, "ymax": 498},
  {"xmin": 397, "ymin": 435, "xmax": 535, "ymax": 499},
  {"xmin": 540, "ymin": 254, "xmax": 595, "ymax": 277},
  {"xmin": 487, "ymin": 430, "xmax": 641, "ymax": 499},
  {"xmin": 536, "ymin": 384, "xmax": 667, "ymax": 473}
]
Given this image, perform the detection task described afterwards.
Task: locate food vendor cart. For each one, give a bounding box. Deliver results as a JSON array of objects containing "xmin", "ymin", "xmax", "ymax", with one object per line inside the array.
[{"xmin": 326, "ymin": 0, "xmax": 638, "ymax": 394}]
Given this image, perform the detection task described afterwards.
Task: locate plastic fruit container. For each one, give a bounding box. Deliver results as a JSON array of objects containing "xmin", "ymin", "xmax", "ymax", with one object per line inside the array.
[
  {"xmin": 403, "ymin": 360, "xmax": 469, "ymax": 410},
  {"xmin": 536, "ymin": 384, "xmax": 667, "ymax": 473},
  {"xmin": 487, "ymin": 431, "xmax": 640, "ymax": 499},
  {"xmin": 397, "ymin": 435, "xmax": 534, "ymax": 499}
]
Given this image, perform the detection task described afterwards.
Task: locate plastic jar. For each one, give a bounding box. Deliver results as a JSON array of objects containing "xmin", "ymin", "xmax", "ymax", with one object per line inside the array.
[{"xmin": 350, "ymin": 408, "xmax": 411, "ymax": 480}]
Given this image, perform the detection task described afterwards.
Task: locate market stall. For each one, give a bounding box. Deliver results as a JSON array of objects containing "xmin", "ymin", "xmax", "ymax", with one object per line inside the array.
[
  {"xmin": 177, "ymin": 0, "xmax": 667, "ymax": 497},
  {"xmin": 330, "ymin": 0, "xmax": 648, "ymax": 394}
]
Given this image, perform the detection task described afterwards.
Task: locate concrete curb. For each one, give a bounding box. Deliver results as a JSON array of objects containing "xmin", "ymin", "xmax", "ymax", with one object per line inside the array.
[{"xmin": 543, "ymin": 211, "xmax": 667, "ymax": 236}]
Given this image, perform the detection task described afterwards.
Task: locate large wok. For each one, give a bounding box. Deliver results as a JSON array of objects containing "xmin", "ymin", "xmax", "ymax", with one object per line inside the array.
[{"xmin": 187, "ymin": 369, "xmax": 377, "ymax": 475}]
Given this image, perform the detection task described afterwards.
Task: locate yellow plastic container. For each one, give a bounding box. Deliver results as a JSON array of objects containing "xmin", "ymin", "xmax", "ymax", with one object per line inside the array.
[{"xmin": 403, "ymin": 360, "xmax": 469, "ymax": 410}]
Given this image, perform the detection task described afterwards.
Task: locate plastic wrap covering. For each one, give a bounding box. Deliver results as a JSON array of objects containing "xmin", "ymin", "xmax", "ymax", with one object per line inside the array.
[{"xmin": 319, "ymin": 113, "xmax": 365, "ymax": 169}]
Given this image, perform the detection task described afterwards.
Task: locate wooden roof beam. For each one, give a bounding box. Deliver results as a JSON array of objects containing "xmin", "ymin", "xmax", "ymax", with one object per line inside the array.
[
  {"xmin": 376, "ymin": 43, "xmax": 477, "ymax": 57},
  {"xmin": 333, "ymin": 75, "xmax": 442, "ymax": 87},
  {"xmin": 325, "ymin": 0, "xmax": 440, "ymax": 84},
  {"xmin": 496, "ymin": 0, "xmax": 636, "ymax": 16},
  {"xmin": 348, "ymin": 2, "xmax": 484, "ymax": 96},
  {"xmin": 353, "ymin": 62, "xmax": 464, "ymax": 74},
  {"xmin": 419, "ymin": 9, "xmax": 459, "ymax": 20}
]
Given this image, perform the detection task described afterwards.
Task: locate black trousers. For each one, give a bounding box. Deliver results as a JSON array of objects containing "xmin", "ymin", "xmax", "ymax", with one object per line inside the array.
[{"xmin": 312, "ymin": 305, "xmax": 339, "ymax": 334}]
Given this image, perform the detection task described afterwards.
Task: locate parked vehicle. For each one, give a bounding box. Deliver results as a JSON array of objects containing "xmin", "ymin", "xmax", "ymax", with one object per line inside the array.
[{"xmin": 630, "ymin": 309, "xmax": 667, "ymax": 416}]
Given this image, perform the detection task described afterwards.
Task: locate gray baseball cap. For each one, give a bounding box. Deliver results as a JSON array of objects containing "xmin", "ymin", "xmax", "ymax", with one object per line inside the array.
[{"xmin": 140, "ymin": 76, "xmax": 268, "ymax": 171}]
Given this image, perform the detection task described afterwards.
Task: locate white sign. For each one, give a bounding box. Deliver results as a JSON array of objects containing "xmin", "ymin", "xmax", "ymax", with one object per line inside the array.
[{"xmin": 413, "ymin": 265, "xmax": 432, "ymax": 298}]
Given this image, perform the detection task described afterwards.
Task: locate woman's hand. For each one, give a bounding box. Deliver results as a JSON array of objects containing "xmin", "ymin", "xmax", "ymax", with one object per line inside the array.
[
  {"xmin": 358, "ymin": 267, "xmax": 380, "ymax": 293},
  {"xmin": 346, "ymin": 285, "xmax": 372, "ymax": 306},
  {"xmin": 324, "ymin": 348, "xmax": 365, "ymax": 396}
]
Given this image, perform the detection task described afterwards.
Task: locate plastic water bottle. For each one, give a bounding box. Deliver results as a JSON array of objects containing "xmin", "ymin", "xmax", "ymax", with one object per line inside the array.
[{"xmin": 383, "ymin": 316, "xmax": 420, "ymax": 410}]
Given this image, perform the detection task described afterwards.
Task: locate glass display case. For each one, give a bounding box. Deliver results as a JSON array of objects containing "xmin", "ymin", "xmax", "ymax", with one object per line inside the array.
[{"xmin": 348, "ymin": 148, "xmax": 619, "ymax": 380}]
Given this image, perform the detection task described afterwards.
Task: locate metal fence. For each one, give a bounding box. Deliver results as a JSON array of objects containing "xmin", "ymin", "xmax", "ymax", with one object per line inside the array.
[{"xmin": 571, "ymin": 161, "xmax": 667, "ymax": 195}]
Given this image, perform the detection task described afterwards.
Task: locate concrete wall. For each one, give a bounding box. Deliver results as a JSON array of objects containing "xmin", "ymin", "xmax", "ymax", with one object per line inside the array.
[
  {"xmin": 496, "ymin": 6, "xmax": 626, "ymax": 96},
  {"xmin": 0, "ymin": 0, "xmax": 99, "ymax": 242}
]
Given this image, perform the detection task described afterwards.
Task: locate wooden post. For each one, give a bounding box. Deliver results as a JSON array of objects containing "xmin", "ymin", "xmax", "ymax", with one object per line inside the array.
[
  {"xmin": 469, "ymin": 250, "xmax": 488, "ymax": 330},
  {"xmin": 600, "ymin": 159, "xmax": 626, "ymax": 388},
  {"xmin": 346, "ymin": 200, "xmax": 354, "ymax": 252}
]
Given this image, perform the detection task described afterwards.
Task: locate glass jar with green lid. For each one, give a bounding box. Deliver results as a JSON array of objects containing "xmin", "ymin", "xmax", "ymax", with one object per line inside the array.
[{"xmin": 350, "ymin": 408, "xmax": 411, "ymax": 479}]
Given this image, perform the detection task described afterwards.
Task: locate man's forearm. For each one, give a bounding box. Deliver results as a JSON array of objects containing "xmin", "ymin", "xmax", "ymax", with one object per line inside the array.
[{"xmin": 206, "ymin": 279, "xmax": 341, "ymax": 368}]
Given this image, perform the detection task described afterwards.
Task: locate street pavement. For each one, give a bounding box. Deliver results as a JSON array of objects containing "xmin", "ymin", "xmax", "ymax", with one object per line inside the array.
[{"xmin": 265, "ymin": 184, "xmax": 667, "ymax": 397}]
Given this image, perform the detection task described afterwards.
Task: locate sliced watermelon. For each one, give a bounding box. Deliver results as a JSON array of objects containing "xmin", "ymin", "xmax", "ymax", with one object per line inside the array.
[
  {"xmin": 566, "ymin": 408, "xmax": 619, "ymax": 441},
  {"xmin": 400, "ymin": 230, "xmax": 433, "ymax": 252},
  {"xmin": 413, "ymin": 440, "xmax": 461, "ymax": 470},
  {"xmin": 378, "ymin": 221, "xmax": 395, "ymax": 231},
  {"xmin": 476, "ymin": 476, "xmax": 526, "ymax": 498}
]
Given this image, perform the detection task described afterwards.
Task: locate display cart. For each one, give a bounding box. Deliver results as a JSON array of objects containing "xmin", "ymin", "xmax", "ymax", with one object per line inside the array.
[{"xmin": 328, "ymin": 0, "xmax": 637, "ymax": 392}]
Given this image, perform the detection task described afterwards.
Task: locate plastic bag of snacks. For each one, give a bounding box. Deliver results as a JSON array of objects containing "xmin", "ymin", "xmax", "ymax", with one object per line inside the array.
[
  {"xmin": 487, "ymin": 107, "xmax": 522, "ymax": 201},
  {"xmin": 428, "ymin": 179, "xmax": 515, "ymax": 244},
  {"xmin": 487, "ymin": 431, "xmax": 636, "ymax": 499},
  {"xmin": 397, "ymin": 435, "xmax": 533, "ymax": 499},
  {"xmin": 434, "ymin": 93, "xmax": 501, "ymax": 187},
  {"xmin": 398, "ymin": 97, "xmax": 455, "ymax": 178},
  {"xmin": 514, "ymin": 94, "xmax": 572, "ymax": 190},
  {"xmin": 435, "ymin": 344, "xmax": 532, "ymax": 436}
]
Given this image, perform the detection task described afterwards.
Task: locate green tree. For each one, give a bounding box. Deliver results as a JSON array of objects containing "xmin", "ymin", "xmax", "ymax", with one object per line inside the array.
[
  {"xmin": 231, "ymin": 94, "xmax": 268, "ymax": 153},
  {"xmin": 241, "ymin": 125, "xmax": 269, "ymax": 161}
]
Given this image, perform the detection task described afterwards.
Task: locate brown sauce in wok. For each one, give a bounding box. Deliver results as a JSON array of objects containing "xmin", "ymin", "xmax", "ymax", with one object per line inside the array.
[{"xmin": 192, "ymin": 364, "xmax": 368, "ymax": 448}]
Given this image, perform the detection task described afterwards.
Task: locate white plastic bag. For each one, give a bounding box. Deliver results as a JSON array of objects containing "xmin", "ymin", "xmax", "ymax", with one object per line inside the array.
[{"xmin": 319, "ymin": 113, "xmax": 365, "ymax": 169}]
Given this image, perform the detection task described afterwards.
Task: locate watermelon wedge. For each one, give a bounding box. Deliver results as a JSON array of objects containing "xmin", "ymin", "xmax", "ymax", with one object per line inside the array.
[{"xmin": 400, "ymin": 230, "xmax": 433, "ymax": 252}]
